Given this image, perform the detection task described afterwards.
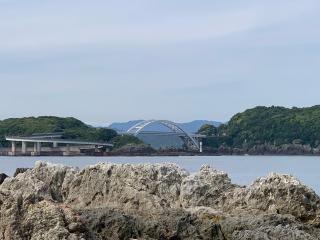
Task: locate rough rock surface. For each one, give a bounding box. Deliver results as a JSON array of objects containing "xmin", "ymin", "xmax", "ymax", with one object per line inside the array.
[
  {"xmin": 13, "ymin": 167, "xmax": 31, "ymax": 177},
  {"xmin": 224, "ymin": 173, "xmax": 320, "ymax": 221},
  {"xmin": 180, "ymin": 165, "xmax": 239, "ymax": 208},
  {"xmin": 0, "ymin": 173, "xmax": 8, "ymax": 185},
  {"xmin": 0, "ymin": 161, "xmax": 320, "ymax": 239}
]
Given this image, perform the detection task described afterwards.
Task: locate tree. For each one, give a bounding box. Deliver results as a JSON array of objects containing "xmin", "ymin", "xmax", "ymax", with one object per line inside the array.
[{"xmin": 197, "ymin": 124, "xmax": 217, "ymax": 136}]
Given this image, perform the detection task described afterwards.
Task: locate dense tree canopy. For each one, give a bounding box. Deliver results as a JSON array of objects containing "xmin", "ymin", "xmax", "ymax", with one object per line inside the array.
[
  {"xmin": 111, "ymin": 135, "xmax": 143, "ymax": 149},
  {"xmin": 197, "ymin": 124, "xmax": 217, "ymax": 136},
  {"xmin": 200, "ymin": 106, "xmax": 320, "ymax": 149},
  {"xmin": 0, "ymin": 116, "xmax": 138, "ymax": 148}
]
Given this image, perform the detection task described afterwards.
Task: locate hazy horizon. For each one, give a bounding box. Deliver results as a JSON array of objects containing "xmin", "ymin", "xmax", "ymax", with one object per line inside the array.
[
  {"xmin": 0, "ymin": 104, "xmax": 318, "ymax": 127},
  {"xmin": 1, "ymin": 0, "xmax": 319, "ymax": 125}
]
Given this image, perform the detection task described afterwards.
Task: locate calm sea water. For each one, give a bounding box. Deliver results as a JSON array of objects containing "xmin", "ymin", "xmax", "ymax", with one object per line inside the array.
[{"xmin": 1, "ymin": 156, "xmax": 320, "ymax": 194}]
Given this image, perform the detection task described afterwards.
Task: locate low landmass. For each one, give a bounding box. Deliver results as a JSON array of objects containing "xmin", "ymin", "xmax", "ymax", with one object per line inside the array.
[
  {"xmin": 200, "ymin": 105, "xmax": 320, "ymax": 155},
  {"xmin": 0, "ymin": 161, "xmax": 319, "ymax": 239},
  {"xmin": 0, "ymin": 116, "xmax": 141, "ymax": 151},
  {"xmin": 0, "ymin": 116, "xmax": 117, "ymax": 145},
  {"xmin": 2, "ymin": 105, "xmax": 320, "ymax": 156}
]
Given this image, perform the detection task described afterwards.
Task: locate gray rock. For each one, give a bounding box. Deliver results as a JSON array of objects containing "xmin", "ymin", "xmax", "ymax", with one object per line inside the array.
[
  {"xmin": 0, "ymin": 173, "xmax": 8, "ymax": 185},
  {"xmin": 81, "ymin": 207, "xmax": 225, "ymax": 240},
  {"xmin": 180, "ymin": 165, "xmax": 238, "ymax": 208},
  {"xmin": 220, "ymin": 214, "xmax": 320, "ymax": 240},
  {"xmin": 63, "ymin": 162, "xmax": 188, "ymax": 211},
  {"xmin": 0, "ymin": 194, "xmax": 89, "ymax": 239},
  {"xmin": 13, "ymin": 167, "xmax": 31, "ymax": 177},
  {"xmin": 224, "ymin": 173, "xmax": 320, "ymax": 222},
  {"xmin": 0, "ymin": 161, "xmax": 320, "ymax": 239}
]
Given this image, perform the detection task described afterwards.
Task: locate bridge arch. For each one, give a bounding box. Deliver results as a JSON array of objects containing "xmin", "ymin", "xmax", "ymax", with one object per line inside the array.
[{"xmin": 126, "ymin": 120, "xmax": 200, "ymax": 150}]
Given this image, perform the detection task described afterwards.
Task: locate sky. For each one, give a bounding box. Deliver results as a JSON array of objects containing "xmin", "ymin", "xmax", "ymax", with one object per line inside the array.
[{"xmin": 0, "ymin": 0, "xmax": 320, "ymax": 125}]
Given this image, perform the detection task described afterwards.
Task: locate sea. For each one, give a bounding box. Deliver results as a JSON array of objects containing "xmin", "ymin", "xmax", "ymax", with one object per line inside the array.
[{"xmin": 1, "ymin": 155, "xmax": 320, "ymax": 194}]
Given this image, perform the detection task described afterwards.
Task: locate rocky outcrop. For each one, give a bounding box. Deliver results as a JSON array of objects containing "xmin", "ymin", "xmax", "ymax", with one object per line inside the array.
[
  {"xmin": 220, "ymin": 213, "xmax": 320, "ymax": 240},
  {"xmin": 0, "ymin": 161, "xmax": 320, "ymax": 239},
  {"xmin": 13, "ymin": 168, "xmax": 31, "ymax": 177},
  {"xmin": 180, "ymin": 165, "xmax": 239, "ymax": 208},
  {"xmin": 110, "ymin": 144, "xmax": 156, "ymax": 156},
  {"xmin": 0, "ymin": 173, "xmax": 8, "ymax": 185},
  {"xmin": 205, "ymin": 143, "xmax": 320, "ymax": 155},
  {"xmin": 224, "ymin": 173, "xmax": 320, "ymax": 221}
]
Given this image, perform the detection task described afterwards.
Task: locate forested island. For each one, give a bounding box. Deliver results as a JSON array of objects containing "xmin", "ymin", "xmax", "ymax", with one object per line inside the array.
[
  {"xmin": 0, "ymin": 116, "xmax": 142, "ymax": 151},
  {"xmin": 200, "ymin": 105, "xmax": 320, "ymax": 155},
  {"xmin": 2, "ymin": 105, "xmax": 320, "ymax": 155}
]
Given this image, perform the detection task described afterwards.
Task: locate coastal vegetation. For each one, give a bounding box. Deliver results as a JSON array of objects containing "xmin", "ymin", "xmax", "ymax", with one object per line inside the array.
[
  {"xmin": 197, "ymin": 123, "xmax": 218, "ymax": 136},
  {"xmin": 199, "ymin": 105, "xmax": 320, "ymax": 153},
  {"xmin": 3, "ymin": 105, "xmax": 320, "ymax": 154},
  {"xmin": 111, "ymin": 135, "xmax": 143, "ymax": 149},
  {"xmin": 0, "ymin": 116, "xmax": 139, "ymax": 148}
]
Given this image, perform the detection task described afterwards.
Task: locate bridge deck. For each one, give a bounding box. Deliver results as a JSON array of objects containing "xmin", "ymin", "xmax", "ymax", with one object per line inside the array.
[
  {"xmin": 120, "ymin": 131, "xmax": 205, "ymax": 138},
  {"xmin": 5, "ymin": 136, "xmax": 113, "ymax": 147}
]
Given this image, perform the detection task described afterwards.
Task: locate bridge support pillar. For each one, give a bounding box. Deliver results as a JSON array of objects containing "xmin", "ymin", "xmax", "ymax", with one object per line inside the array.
[
  {"xmin": 37, "ymin": 142, "xmax": 41, "ymax": 153},
  {"xmin": 53, "ymin": 142, "xmax": 58, "ymax": 148},
  {"xmin": 10, "ymin": 141, "xmax": 16, "ymax": 156},
  {"xmin": 63, "ymin": 144, "xmax": 71, "ymax": 156},
  {"xmin": 21, "ymin": 141, "xmax": 27, "ymax": 154},
  {"xmin": 31, "ymin": 142, "xmax": 41, "ymax": 156},
  {"xmin": 199, "ymin": 141, "xmax": 203, "ymax": 153}
]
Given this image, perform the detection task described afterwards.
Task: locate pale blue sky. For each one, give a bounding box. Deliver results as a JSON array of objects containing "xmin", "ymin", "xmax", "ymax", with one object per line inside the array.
[{"xmin": 0, "ymin": 0, "xmax": 319, "ymax": 125}]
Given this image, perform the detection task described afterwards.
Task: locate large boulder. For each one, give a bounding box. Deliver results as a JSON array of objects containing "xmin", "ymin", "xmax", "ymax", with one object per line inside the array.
[
  {"xmin": 1, "ymin": 161, "xmax": 320, "ymax": 239},
  {"xmin": 0, "ymin": 192, "xmax": 89, "ymax": 240},
  {"xmin": 180, "ymin": 165, "xmax": 238, "ymax": 208},
  {"xmin": 1, "ymin": 162, "xmax": 76, "ymax": 202},
  {"xmin": 63, "ymin": 163, "xmax": 188, "ymax": 212},
  {"xmin": 224, "ymin": 173, "xmax": 320, "ymax": 222}
]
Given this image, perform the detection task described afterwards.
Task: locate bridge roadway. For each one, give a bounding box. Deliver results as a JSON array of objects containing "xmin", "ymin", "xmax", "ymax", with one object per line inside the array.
[
  {"xmin": 5, "ymin": 136, "xmax": 113, "ymax": 156},
  {"xmin": 119, "ymin": 131, "xmax": 204, "ymax": 138}
]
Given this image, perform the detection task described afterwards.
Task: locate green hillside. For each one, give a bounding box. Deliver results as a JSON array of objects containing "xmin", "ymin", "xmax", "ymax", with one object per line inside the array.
[
  {"xmin": 201, "ymin": 106, "xmax": 320, "ymax": 149},
  {"xmin": 0, "ymin": 116, "xmax": 117, "ymax": 146}
]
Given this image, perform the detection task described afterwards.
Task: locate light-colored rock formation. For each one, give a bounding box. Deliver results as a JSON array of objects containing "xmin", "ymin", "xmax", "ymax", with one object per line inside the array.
[
  {"xmin": 0, "ymin": 161, "xmax": 320, "ymax": 239},
  {"xmin": 63, "ymin": 162, "xmax": 188, "ymax": 212},
  {"xmin": 180, "ymin": 165, "xmax": 239, "ymax": 208},
  {"xmin": 224, "ymin": 173, "xmax": 320, "ymax": 222},
  {"xmin": 220, "ymin": 214, "xmax": 320, "ymax": 240}
]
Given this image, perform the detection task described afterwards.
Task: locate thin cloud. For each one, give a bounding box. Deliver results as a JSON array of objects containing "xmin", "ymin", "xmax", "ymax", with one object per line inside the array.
[{"xmin": 0, "ymin": 0, "xmax": 317, "ymax": 51}]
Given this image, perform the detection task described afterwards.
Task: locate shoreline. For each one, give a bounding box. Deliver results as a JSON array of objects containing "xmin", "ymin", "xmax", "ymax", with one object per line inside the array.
[{"xmin": 1, "ymin": 152, "xmax": 320, "ymax": 157}]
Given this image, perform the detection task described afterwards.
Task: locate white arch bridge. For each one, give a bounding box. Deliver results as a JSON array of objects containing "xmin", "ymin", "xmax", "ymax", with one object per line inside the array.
[{"xmin": 126, "ymin": 120, "xmax": 203, "ymax": 151}]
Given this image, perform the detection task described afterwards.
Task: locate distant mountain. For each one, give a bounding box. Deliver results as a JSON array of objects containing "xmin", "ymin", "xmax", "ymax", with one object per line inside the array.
[
  {"xmin": 178, "ymin": 120, "xmax": 222, "ymax": 133},
  {"xmin": 108, "ymin": 120, "xmax": 222, "ymax": 133}
]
